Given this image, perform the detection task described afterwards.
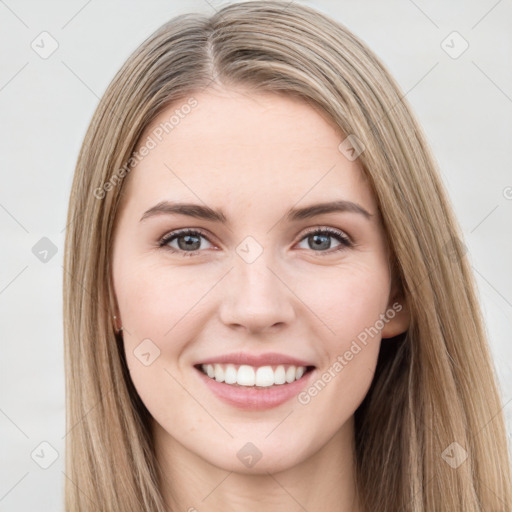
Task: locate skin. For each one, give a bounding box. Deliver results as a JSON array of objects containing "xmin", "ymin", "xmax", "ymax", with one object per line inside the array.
[{"xmin": 111, "ymin": 86, "xmax": 410, "ymax": 512}]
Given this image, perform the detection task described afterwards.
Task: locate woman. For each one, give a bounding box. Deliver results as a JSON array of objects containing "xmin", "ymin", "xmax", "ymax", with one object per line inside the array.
[{"xmin": 62, "ymin": 1, "xmax": 512, "ymax": 510}]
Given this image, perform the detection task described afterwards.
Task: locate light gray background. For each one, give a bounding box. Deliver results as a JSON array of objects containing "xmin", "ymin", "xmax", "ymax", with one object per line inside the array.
[{"xmin": 1, "ymin": 0, "xmax": 511, "ymax": 510}]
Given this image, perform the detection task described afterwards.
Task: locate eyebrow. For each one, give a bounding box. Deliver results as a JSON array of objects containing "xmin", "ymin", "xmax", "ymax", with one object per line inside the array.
[{"xmin": 139, "ymin": 199, "xmax": 373, "ymax": 223}]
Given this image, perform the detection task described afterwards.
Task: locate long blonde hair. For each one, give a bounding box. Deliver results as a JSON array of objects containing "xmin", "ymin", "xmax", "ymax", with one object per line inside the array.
[{"xmin": 62, "ymin": 1, "xmax": 512, "ymax": 510}]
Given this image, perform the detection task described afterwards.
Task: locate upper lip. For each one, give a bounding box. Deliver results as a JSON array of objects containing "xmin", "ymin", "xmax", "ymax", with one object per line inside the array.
[{"xmin": 195, "ymin": 352, "xmax": 315, "ymax": 368}]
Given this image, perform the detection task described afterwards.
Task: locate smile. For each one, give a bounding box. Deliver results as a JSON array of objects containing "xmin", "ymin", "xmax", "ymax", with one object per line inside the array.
[
  {"xmin": 196, "ymin": 363, "xmax": 314, "ymax": 387},
  {"xmin": 194, "ymin": 363, "xmax": 316, "ymax": 410}
]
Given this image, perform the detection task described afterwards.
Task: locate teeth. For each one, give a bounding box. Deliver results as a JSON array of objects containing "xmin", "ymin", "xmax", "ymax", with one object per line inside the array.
[
  {"xmin": 206, "ymin": 365, "xmax": 215, "ymax": 379},
  {"xmin": 200, "ymin": 363, "xmax": 309, "ymax": 387},
  {"xmin": 224, "ymin": 364, "xmax": 237, "ymax": 384},
  {"xmin": 213, "ymin": 364, "xmax": 224, "ymax": 382}
]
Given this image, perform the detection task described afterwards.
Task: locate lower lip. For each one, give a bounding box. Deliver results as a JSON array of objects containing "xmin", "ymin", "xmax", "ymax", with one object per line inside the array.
[{"xmin": 194, "ymin": 366, "xmax": 316, "ymax": 410}]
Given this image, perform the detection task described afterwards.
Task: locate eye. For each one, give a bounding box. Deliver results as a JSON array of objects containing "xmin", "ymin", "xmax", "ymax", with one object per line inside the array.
[
  {"xmin": 158, "ymin": 226, "xmax": 353, "ymax": 257},
  {"xmin": 158, "ymin": 229, "xmax": 214, "ymax": 257},
  {"xmin": 296, "ymin": 227, "xmax": 353, "ymax": 255}
]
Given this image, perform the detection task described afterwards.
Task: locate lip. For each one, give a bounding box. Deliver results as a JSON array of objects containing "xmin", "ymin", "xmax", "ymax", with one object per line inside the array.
[
  {"xmin": 194, "ymin": 351, "xmax": 315, "ymax": 368},
  {"xmin": 194, "ymin": 365, "xmax": 316, "ymax": 410}
]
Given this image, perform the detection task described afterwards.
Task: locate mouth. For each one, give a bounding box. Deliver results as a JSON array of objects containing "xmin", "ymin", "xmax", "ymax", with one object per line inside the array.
[
  {"xmin": 193, "ymin": 362, "xmax": 317, "ymax": 410},
  {"xmin": 193, "ymin": 363, "xmax": 316, "ymax": 389}
]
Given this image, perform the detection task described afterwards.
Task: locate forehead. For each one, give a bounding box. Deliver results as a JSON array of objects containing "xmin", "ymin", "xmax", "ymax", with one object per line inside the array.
[{"xmin": 122, "ymin": 87, "xmax": 375, "ymax": 215}]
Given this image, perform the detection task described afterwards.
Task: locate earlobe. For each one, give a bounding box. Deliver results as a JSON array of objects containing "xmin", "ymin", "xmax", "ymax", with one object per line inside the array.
[
  {"xmin": 381, "ymin": 268, "xmax": 410, "ymax": 339},
  {"xmin": 108, "ymin": 274, "xmax": 123, "ymax": 334},
  {"xmin": 113, "ymin": 314, "xmax": 123, "ymax": 333},
  {"xmin": 381, "ymin": 297, "xmax": 410, "ymax": 339},
  {"xmin": 111, "ymin": 297, "xmax": 123, "ymax": 333}
]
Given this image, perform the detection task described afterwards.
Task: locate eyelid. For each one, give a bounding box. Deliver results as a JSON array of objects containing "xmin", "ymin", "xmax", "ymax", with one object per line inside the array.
[{"xmin": 299, "ymin": 225, "xmax": 352, "ymax": 244}]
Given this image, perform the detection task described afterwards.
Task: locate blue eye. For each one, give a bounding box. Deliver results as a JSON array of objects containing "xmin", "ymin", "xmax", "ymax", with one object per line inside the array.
[
  {"xmin": 297, "ymin": 227, "xmax": 352, "ymax": 253},
  {"xmin": 158, "ymin": 229, "xmax": 211, "ymax": 257},
  {"xmin": 158, "ymin": 227, "xmax": 353, "ymax": 257}
]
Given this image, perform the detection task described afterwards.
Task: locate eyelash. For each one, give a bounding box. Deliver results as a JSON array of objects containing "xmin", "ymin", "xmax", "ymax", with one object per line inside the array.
[{"xmin": 157, "ymin": 227, "xmax": 353, "ymax": 257}]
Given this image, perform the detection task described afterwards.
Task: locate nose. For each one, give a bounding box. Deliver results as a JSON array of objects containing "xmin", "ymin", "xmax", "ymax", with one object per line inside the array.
[{"xmin": 218, "ymin": 253, "xmax": 296, "ymax": 334}]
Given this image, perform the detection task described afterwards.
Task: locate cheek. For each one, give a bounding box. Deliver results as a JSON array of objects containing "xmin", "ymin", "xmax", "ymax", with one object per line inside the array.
[
  {"xmin": 115, "ymin": 264, "xmax": 211, "ymax": 424},
  {"xmin": 293, "ymin": 268, "xmax": 388, "ymax": 425},
  {"xmin": 114, "ymin": 259, "xmax": 215, "ymax": 339},
  {"xmin": 297, "ymin": 261, "xmax": 389, "ymax": 387},
  {"xmin": 331, "ymin": 275, "xmax": 388, "ymax": 340},
  {"xmin": 114, "ymin": 261, "xmax": 220, "ymax": 408},
  {"xmin": 295, "ymin": 260, "xmax": 390, "ymax": 345}
]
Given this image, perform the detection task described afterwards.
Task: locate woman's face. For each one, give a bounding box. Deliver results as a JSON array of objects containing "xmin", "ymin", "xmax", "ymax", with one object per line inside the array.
[{"xmin": 111, "ymin": 86, "xmax": 408, "ymax": 473}]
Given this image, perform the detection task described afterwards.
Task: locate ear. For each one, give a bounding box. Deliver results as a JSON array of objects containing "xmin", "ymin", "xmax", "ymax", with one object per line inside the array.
[
  {"xmin": 113, "ymin": 313, "xmax": 123, "ymax": 333},
  {"xmin": 381, "ymin": 279, "xmax": 410, "ymax": 339}
]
